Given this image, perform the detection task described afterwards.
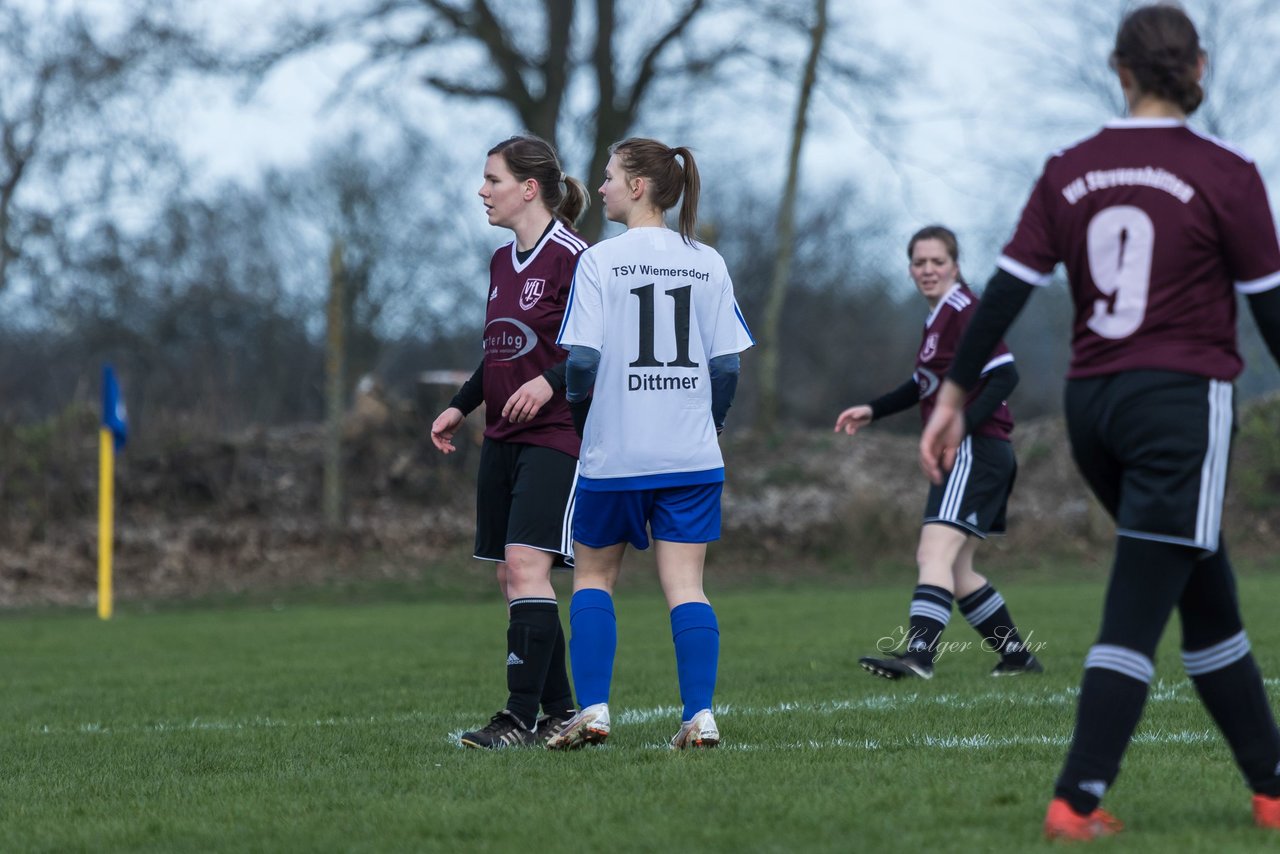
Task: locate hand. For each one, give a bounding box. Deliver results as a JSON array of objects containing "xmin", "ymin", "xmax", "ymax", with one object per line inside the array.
[
  {"xmin": 502, "ymin": 375, "xmax": 553, "ymax": 424},
  {"xmin": 430, "ymin": 407, "xmax": 465, "ymax": 454},
  {"xmin": 834, "ymin": 405, "xmax": 873, "ymax": 436},
  {"xmin": 920, "ymin": 381, "xmax": 967, "ymax": 484}
]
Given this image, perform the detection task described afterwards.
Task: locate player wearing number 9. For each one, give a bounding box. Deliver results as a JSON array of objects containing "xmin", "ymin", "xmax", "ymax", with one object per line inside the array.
[
  {"xmin": 919, "ymin": 4, "xmax": 1280, "ymax": 840},
  {"xmin": 548, "ymin": 138, "xmax": 755, "ymax": 751}
]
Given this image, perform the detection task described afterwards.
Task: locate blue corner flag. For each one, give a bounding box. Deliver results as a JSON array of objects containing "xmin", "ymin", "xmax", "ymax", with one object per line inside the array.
[{"xmin": 102, "ymin": 365, "xmax": 128, "ymax": 450}]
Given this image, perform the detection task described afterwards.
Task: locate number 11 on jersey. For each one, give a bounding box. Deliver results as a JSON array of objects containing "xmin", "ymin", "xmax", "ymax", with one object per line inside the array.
[{"xmin": 630, "ymin": 283, "xmax": 699, "ymax": 368}]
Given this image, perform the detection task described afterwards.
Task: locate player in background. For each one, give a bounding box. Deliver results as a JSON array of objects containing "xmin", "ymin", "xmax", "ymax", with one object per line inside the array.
[
  {"xmin": 919, "ymin": 5, "xmax": 1280, "ymax": 839},
  {"xmin": 430, "ymin": 135, "xmax": 589, "ymax": 748},
  {"xmin": 545, "ymin": 138, "xmax": 754, "ymax": 750},
  {"xmin": 837, "ymin": 226, "xmax": 1042, "ymax": 681}
]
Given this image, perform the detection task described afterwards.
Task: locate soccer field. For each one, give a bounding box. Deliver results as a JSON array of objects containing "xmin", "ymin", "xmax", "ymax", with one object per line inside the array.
[{"xmin": 5, "ymin": 574, "xmax": 1280, "ymax": 852}]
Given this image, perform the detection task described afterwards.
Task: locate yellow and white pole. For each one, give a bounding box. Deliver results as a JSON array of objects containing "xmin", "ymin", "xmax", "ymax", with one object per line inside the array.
[{"xmin": 98, "ymin": 426, "xmax": 114, "ymax": 620}]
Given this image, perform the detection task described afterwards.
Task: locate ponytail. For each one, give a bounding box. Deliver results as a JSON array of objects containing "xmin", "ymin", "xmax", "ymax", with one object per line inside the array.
[{"xmin": 672, "ymin": 147, "xmax": 701, "ymax": 246}]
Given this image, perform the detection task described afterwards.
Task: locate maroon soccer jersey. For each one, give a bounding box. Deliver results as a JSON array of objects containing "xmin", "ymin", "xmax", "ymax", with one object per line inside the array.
[
  {"xmin": 916, "ymin": 284, "xmax": 1015, "ymax": 441},
  {"xmin": 482, "ymin": 219, "xmax": 586, "ymax": 456},
  {"xmin": 1000, "ymin": 118, "xmax": 1280, "ymax": 380}
]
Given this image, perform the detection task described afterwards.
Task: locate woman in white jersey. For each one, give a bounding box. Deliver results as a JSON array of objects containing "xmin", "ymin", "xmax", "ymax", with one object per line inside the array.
[{"xmin": 547, "ymin": 138, "xmax": 755, "ymax": 750}]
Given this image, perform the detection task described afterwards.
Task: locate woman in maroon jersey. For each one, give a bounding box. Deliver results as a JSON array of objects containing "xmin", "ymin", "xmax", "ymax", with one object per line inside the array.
[
  {"xmin": 429, "ymin": 135, "xmax": 591, "ymax": 749},
  {"xmin": 836, "ymin": 226, "xmax": 1040, "ymax": 682},
  {"xmin": 920, "ymin": 5, "xmax": 1280, "ymax": 839}
]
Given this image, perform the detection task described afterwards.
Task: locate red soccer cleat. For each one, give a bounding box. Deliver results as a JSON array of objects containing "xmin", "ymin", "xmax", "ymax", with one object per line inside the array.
[
  {"xmin": 1043, "ymin": 797, "xmax": 1124, "ymax": 841},
  {"xmin": 1255, "ymin": 793, "xmax": 1280, "ymax": 829}
]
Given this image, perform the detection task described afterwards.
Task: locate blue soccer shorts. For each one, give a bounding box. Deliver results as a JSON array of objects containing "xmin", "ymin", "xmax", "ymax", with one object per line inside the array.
[{"xmin": 573, "ymin": 482, "xmax": 723, "ymax": 550}]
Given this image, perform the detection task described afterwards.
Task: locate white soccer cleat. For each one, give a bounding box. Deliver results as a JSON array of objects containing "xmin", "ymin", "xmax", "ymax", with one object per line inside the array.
[
  {"xmin": 545, "ymin": 702, "xmax": 611, "ymax": 750},
  {"xmin": 670, "ymin": 708, "xmax": 720, "ymax": 749}
]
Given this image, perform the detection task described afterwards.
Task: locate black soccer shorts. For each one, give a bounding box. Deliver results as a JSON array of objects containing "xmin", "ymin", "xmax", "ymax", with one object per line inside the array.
[
  {"xmin": 474, "ymin": 439, "xmax": 578, "ymax": 567},
  {"xmin": 922, "ymin": 434, "xmax": 1016, "ymax": 537},
  {"xmin": 1065, "ymin": 370, "xmax": 1233, "ymax": 554}
]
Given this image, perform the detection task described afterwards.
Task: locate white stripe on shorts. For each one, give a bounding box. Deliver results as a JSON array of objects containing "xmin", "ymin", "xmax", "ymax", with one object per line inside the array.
[
  {"xmin": 561, "ymin": 462, "xmax": 580, "ymax": 559},
  {"xmin": 1194, "ymin": 381, "xmax": 1232, "ymax": 552},
  {"xmin": 939, "ymin": 436, "xmax": 973, "ymax": 522}
]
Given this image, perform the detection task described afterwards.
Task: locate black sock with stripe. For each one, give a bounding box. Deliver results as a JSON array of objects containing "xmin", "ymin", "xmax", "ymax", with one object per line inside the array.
[
  {"xmin": 958, "ymin": 583, "xmax": 1032, "ymax": 665},
  {"xmin": 1056, "ymin": 537, "xmax": 1194, "ymax": 815},
  {"xmin": 1180, "ymin": 546, "xmax": 1280, "ymax": 796},
  {"xmin": 1055, "ymin": 664, "xmax": 1150, "ymax": 814},
  {"xmin": 905, "ymin": 584, "xmax": 953, "ymax": 666},
  {"xmin": 504, "ymin": 599, "xmax": 559, "ymax": 730}
]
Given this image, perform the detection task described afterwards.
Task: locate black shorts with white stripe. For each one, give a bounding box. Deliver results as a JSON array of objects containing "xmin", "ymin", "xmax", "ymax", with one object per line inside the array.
[
  {"xmin": 474, "ymin": 438, "xmax": 578, "ymax": 568},
  {"xmin": 1065, "ymin": 370, "xmax": 1233, "ymax": 555},
  {"xmin": 922, "ymin": 434, "xmax": 1016, "ymax": 538}
]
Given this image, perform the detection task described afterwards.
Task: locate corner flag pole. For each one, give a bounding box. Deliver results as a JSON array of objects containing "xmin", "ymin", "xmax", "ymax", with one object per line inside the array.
[
  {"xmin": 98, "ymin": 424, "xmax": 114, "ymax": 620},
  {"xmin": 98, "ymin": 364, "xmax": 127, "ymax": 621}
]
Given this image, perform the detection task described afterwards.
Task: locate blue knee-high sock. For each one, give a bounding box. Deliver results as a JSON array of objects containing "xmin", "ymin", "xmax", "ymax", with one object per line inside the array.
[
  {"xmin": 569, "ymin": 588, "xmax": 617, "ymax": 709},
  {"xmin": 670, "ymin": 602, "xmax": 719, "ymax": 721}
]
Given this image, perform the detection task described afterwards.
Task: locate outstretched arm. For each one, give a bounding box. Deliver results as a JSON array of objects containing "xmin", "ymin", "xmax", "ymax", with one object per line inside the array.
[{"xmin": 834, "ymin": 378, "xmax": 918, "ymax": 436}]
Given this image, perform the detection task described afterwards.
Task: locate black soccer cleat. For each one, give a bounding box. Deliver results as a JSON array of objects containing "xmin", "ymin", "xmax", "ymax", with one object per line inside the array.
[
  {"xmin": 991, "ymin": 655, "xmax": 1045, "ymax": 676},
  {"xmin": 459, "ymin": 710, "xmax": 537, "ymax": 749},
  {"xmin": 859, "ymin": 653, "xmax": 934, "ymax": 680},
  {"xmin": 533, "ymin": 710, "xmax": 577, "ymax": 745}
]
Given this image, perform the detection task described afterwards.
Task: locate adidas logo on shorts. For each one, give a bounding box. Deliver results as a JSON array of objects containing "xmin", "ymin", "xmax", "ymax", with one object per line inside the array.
[{"xmin": 506, "ymin": 652, "xmax": 524, "ymax": 666}]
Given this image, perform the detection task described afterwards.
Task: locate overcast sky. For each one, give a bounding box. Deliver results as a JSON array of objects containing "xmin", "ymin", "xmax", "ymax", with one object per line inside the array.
[{"xmin": 171, "ymin": 0, "xmax": 1279, "ymax": 280}]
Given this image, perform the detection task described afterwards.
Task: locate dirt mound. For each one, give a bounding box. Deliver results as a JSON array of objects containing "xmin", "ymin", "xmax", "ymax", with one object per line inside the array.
[{"xmin": 2, "ymin": 396, "xmax": 1277, "ymax": 607}]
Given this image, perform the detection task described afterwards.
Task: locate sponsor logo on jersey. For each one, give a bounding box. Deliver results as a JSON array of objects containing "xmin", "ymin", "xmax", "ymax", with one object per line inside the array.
[
  {"xmin": 506, "ymin": 652, "xmax": 524, "ymax": 666},
  {"xmin": 489, "ymin": 286, "xmax": 499, "ymax": 301},
  {"xmin": 920, "ymin": 332, "xmax": 939, "ymax": 361},
  {"xmin": 519, "ymin": 277, "xmax": 546, "ymax": 310},
  {"xmin": 484, "ymin": 317, "xmax": 537, "ymax": 361},
  {"xmin": 916, "ymin": 367, "xmax": 940, "ymax": 399}
]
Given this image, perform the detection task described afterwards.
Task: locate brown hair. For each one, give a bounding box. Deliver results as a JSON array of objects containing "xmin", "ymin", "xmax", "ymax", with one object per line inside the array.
[
  {"xmin": 488, "ymin": 135, "xmax": 589, "ymax": 226},
  {"xmin": 907, "ymin": 224, "xmax": 965, "ymax": 284},
  {"xmin": 1111, "ymin": 4, "xmax": 1204, "ymax": 115},
  {"xmin": 609, "ymin": 137, "xmax": 701, "ymax": 244}
]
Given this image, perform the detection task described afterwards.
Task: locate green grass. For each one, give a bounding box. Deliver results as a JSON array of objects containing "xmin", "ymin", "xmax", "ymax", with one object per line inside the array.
[{"xmin": 4, "ymin": 573, "xmax": 1280, "ymax": 852}]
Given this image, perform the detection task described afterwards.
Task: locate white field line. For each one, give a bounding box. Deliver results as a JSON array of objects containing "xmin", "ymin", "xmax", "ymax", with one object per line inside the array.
[
  {"xmin": 38, "ymin": 677, "xmax": 1280, "ymax": 747},
  {"xmin": 636, "ymin": 729, "xmax": 1220, "ymax": 752}
]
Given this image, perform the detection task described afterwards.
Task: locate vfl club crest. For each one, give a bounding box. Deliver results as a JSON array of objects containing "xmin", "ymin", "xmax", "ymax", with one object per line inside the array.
[
  {"xmin": 920, "ymin": 332, "xmax": 939, "ymax": 361},
  {"xmin": 519, "ymin": 278, "xmax": 546, "ymax": 310}
]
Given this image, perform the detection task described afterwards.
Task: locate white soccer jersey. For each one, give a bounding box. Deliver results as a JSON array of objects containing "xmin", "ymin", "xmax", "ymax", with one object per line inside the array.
[{"xmin": 557, "ymin": 227, "xmax": 755, "ymax": 488}]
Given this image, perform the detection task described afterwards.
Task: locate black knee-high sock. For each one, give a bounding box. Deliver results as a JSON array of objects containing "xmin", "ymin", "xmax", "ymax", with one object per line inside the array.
[
  {"xmin": 539, "ymin": 619, "xmax": 575, "ymax": 717},
  {"xmin": 1180, "ymin": 544, "xmax": 1280, "ymax": 796},
  {"xmin": 505, "ymin": 599, "xmax": 560, "ymax": 729},
  {"xmin": 957, "ymin": 583, "xmax": 1032, "ymax": 665},
  {"xmin": 906, "ymin": 584, "xmax": 953, "ymax": 666},
  {"xmin": 1190, "ymin": 653, "xmax": 1280, "ymax": 796},
  {"xmin": 1055, "ymin": 538, "xmax": 1195, "ymax": 814},
  {"xmin": 1056, "ymin": 659, "xmax": 1152, "ymax": 814}
]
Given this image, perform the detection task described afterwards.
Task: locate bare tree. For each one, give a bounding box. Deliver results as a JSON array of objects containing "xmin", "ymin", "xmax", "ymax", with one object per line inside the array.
[
  {"xmin": 237, "ymin": 0, "xmax": 748, "ymax": 240},
  {"xmin": 0, "ymin": 2, "xmax": 200, "ymax": 295},
  {"xmin": 1007, "ymin": 0, "xmax": 1280, "ymax": 168},
  {"xmin": 756, "ymin": 0, "xmax": 827, "ymax": 434}
]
